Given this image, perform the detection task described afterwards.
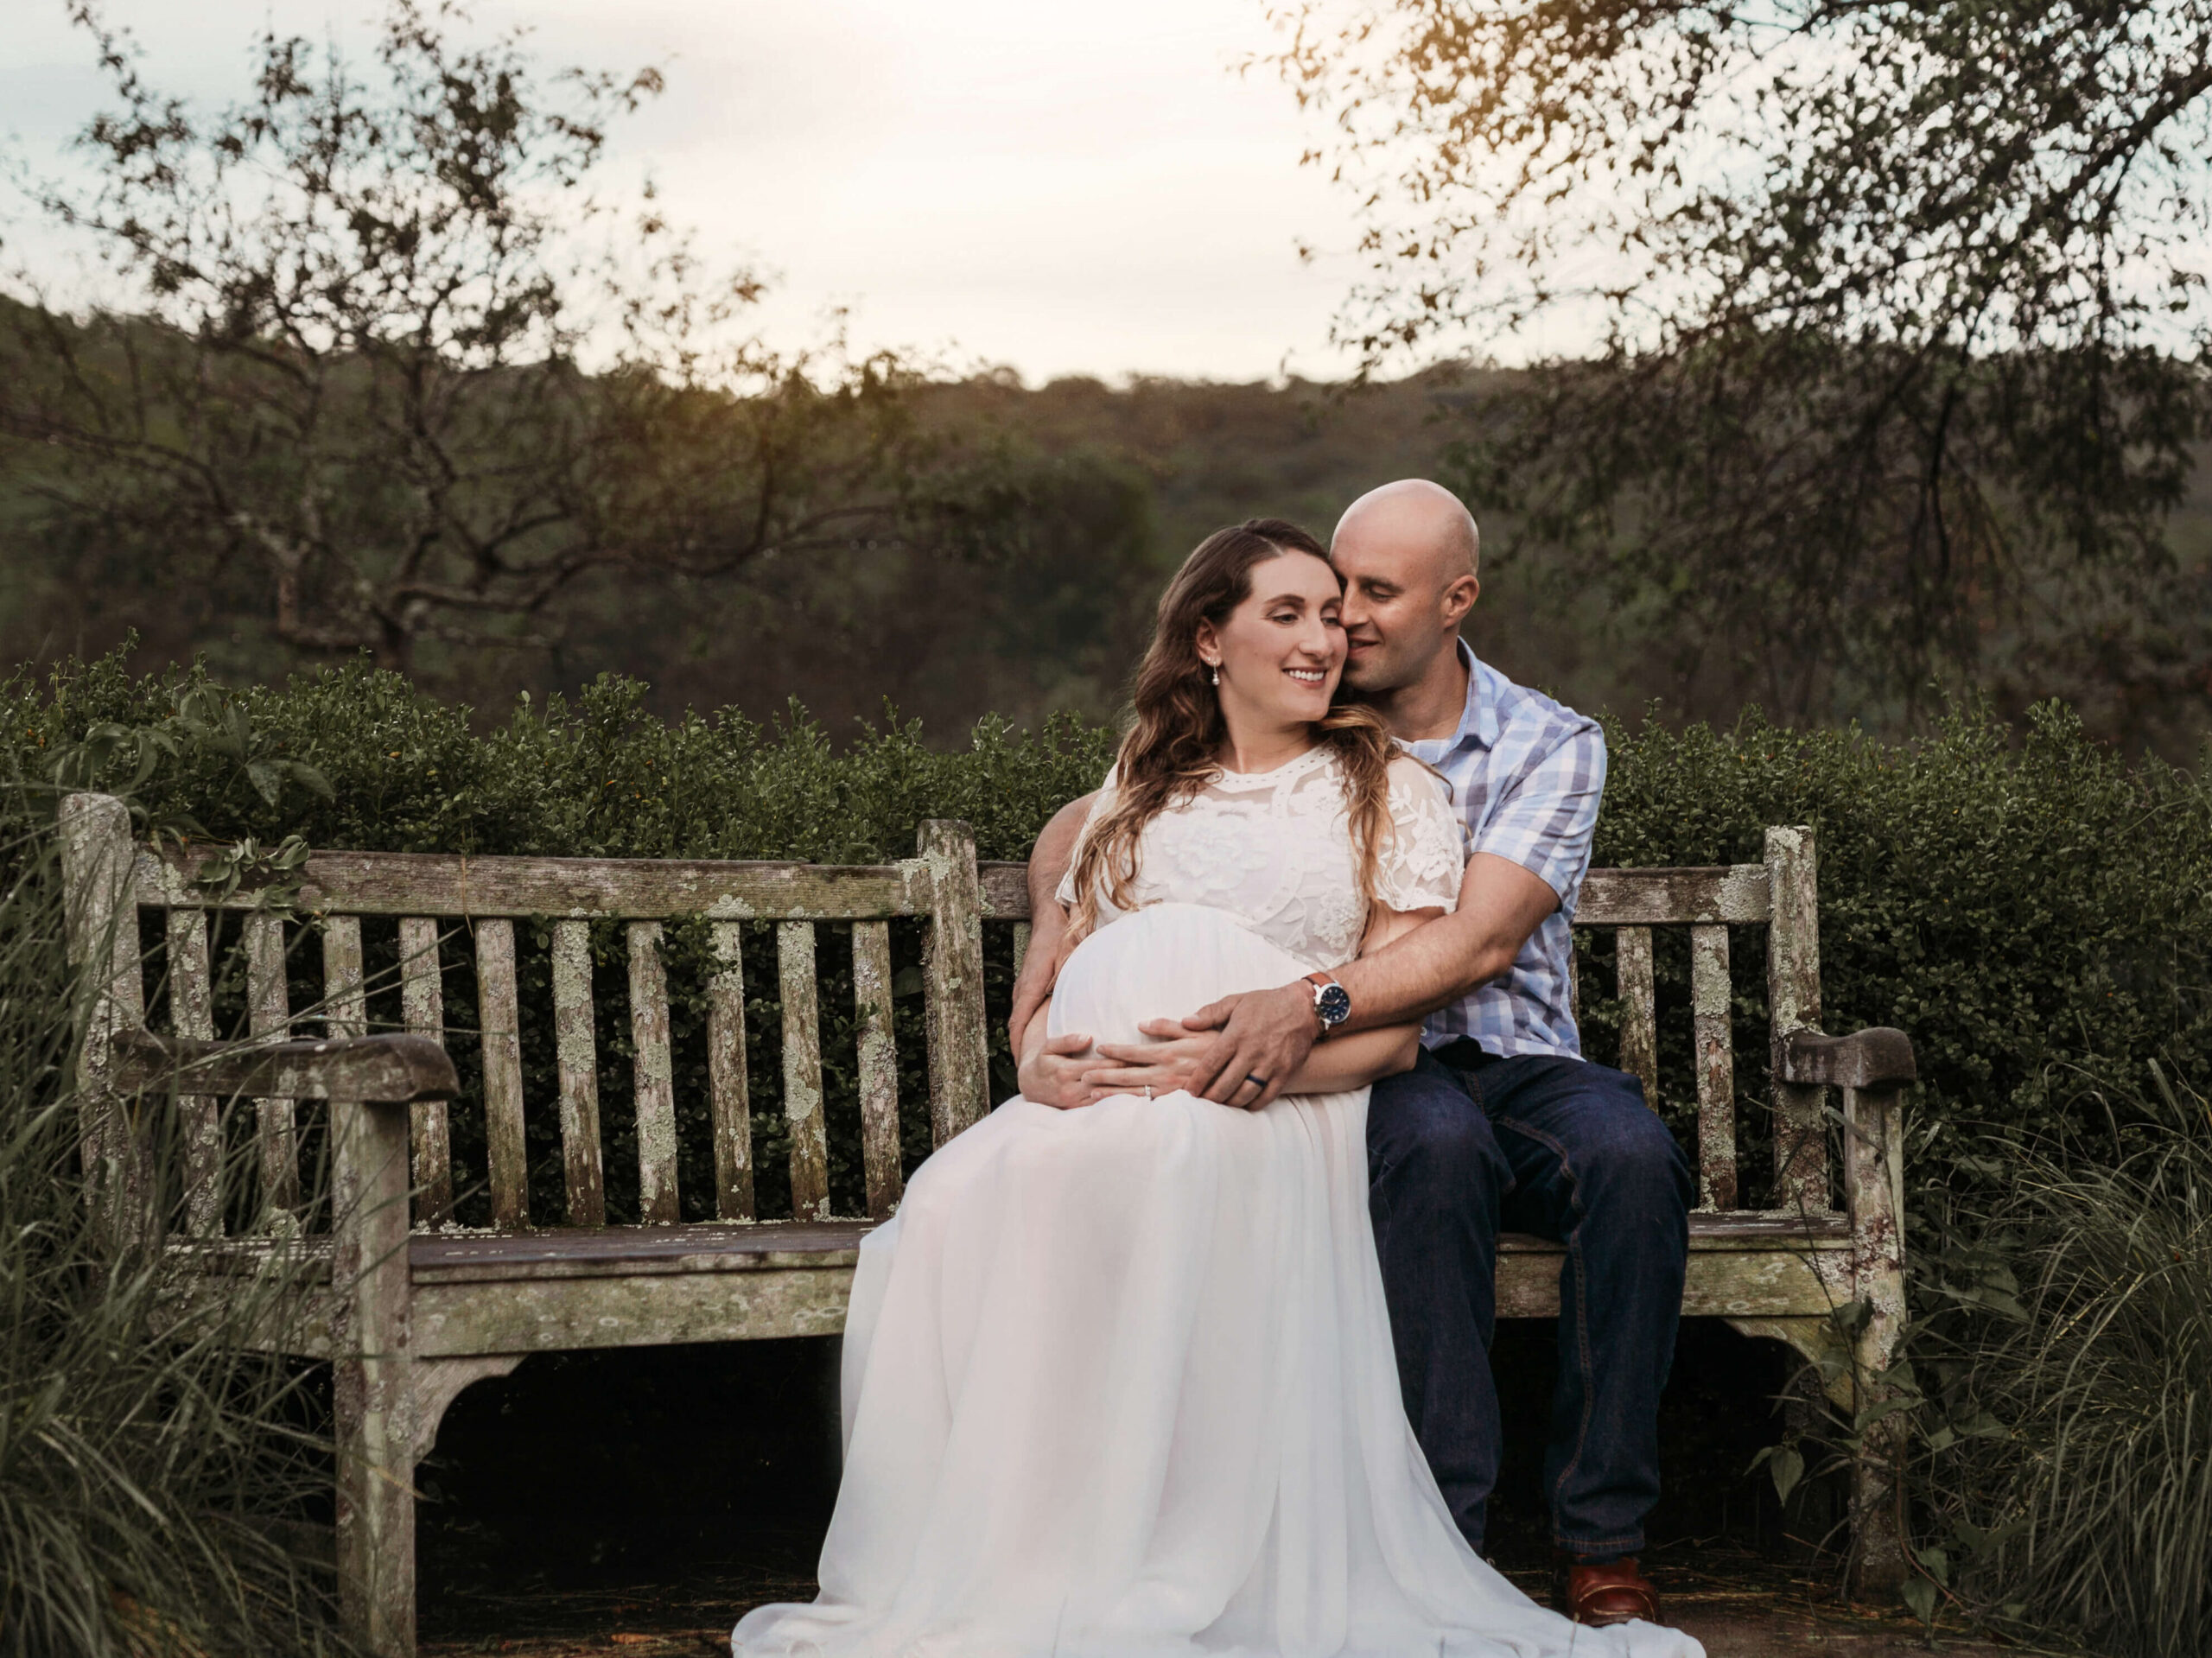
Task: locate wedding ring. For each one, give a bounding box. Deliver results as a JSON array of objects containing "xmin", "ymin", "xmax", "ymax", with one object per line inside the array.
[
  {"xmin": 1144, "ymin": 1083, "xmax": 1154, "ymax": 1100},
  {"xmin": 1246, "ymin": 1074, "xmax": 1268, "ymax": 1089}
]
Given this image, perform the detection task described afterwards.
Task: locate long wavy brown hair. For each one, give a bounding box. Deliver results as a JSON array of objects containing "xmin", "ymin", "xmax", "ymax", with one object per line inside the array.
[{"xmin": 1066, "ymin": 518, "xmax": 1404, "ymax": 939}]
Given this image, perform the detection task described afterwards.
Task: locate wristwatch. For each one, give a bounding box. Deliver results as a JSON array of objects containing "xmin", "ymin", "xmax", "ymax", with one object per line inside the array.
[{"xmin": 1305, "ymin": 970, "xmax": 1351, "ymax": 1040}]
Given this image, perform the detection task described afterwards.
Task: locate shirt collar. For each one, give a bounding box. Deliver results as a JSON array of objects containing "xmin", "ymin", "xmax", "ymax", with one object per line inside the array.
[{"xmin": 1408, "ymin": 639, "xmax": 1497, "ymax": 760}]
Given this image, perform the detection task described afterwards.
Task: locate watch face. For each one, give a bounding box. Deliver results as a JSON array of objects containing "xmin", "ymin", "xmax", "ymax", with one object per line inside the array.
[{"xmin": 1316, "ymin": 983, "xmax": 1351, "ymax": 1025}]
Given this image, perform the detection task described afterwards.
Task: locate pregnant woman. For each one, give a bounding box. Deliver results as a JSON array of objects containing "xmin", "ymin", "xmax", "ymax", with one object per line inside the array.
[{"xmin": 733, "ymin": 520, "xmax": 1701, "ymax": 1658}]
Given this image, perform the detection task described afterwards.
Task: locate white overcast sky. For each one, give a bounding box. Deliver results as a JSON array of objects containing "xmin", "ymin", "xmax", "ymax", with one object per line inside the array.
[{"xmin": 1, "ymin": 0, "xmax": 1386, "ymax": 383}]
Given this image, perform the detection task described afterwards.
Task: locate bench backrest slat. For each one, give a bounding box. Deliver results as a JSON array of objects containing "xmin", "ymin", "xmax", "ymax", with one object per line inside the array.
[
  {"xmin": 707, "ymin": 923, "xmax": 754, "ymax": 1221},
  {"xmin": 1689, "ymin": 924, "xmax": 1738, "ymax": 1210},
  {"xmin": 164, "ymin": 908, "xmax": 223, "ymax": 1238},
  {"xmin": 778, "ymin": 923, "xmax": 830, "ymax": 1222},
  {"xmin": 1764, "ymin": 827, "xmax": 1827, "ymax": 1212},
  {"xmin": 919, "ymin": 822, "xmax": 990, "ymax": 1143},
  {"xmin": 474, "ymin": 918, "xmax": 530, "ymax": 1228},
  {"xmin": 626, "ymin": 921, "xmax": 681, "ymax": 1224},
  {"xmin": 323, "ymin": 916, "xmax": 367, "ymax": 1039},
  {"xmin": 397, "ymin": 917, "xmax": 454, "ymax": 1226},
  {"xmin": 550, "ymin": 920, "xmax": 606, "ymax": 1227},
  {"xmin": 852, "ymin": 919, "xmax": 903, "ymax": 1222},
  {"xmin": 1614, "ymin": 925, "xmax": 1659, "ymax": 1109},
  {"xmin": 244, "ymin": 914, "xmax": 297, "ymax": 1216}
]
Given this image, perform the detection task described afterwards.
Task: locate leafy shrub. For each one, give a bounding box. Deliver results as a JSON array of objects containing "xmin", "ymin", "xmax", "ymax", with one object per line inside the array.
[
  {"xmin": 1592, "ymin": 700, "xmax": 2212, "ymax": 1206},
  {"xmin": 0, "ymin": 814, "xmax": 347, "ymax": 1656},
  {"xmin": 5, "ymin": 654, "xmax": 1116, "ymax": 1224},
  {"xmin": 9, "ymin": 650, "xmax": 2212, "ymax": 1215},
  {"xmin": 1909, "ymin": 1069, "xmax": 2212, "ymax": 1658}
]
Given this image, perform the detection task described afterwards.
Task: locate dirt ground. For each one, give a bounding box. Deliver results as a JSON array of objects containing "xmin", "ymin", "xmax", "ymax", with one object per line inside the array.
[{"xmin": 417, "ymin": 1544, "xmax": 2057, "ymax": 1658}]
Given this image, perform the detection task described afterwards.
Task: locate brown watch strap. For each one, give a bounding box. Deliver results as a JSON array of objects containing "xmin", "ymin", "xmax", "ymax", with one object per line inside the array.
[{"xmin": 1305, "ymin": 970, "xmax": 1343, "ymax": 1039}]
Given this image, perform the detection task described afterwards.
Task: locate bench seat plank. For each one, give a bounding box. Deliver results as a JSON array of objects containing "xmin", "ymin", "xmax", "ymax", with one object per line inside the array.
[{"xmin": 162, "ymin": 1212, "xmax": 1859, "ymax": 1358}]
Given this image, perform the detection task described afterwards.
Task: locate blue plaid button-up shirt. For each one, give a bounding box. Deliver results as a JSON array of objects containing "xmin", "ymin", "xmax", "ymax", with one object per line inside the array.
[{"xmin": 1402, "ymin": 641, "xmax": 1605, "ymax": 1060}]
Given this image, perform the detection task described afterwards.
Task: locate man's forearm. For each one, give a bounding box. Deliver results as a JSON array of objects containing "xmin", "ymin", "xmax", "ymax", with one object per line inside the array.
[
  {"xmin": 1333, "ymin": 921, "xmax": 1511, "ymax": 1032},
  {"xmin": 1333, "ymin": 852, "xmax": 1559, "ymax": 1033}
]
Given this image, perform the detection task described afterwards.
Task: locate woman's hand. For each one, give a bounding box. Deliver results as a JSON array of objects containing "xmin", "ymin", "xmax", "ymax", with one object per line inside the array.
[
  {"xmin": 1020, "ymin": 1031, "xmax": 1103, "ymax": 1110},
  {"xmin": 1087, "ymin": 1022, "xmax": 1250, "ymax": 1103}
]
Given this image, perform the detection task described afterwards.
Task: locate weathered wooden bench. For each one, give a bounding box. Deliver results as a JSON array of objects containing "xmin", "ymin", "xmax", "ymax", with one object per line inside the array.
[{"xmin": 60, "ymin": 791, "xmax": 1915, "ymax": 1656}]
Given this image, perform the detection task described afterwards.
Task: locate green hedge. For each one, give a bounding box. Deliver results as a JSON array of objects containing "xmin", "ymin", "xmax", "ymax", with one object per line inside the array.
[
  {"xmin": 6, "ymin": 656, "xmax": 1116, "ymax": 1224},
  {"xmin": 9, "ymin": 653, "xmax": 2209, "ymax": 1221}
]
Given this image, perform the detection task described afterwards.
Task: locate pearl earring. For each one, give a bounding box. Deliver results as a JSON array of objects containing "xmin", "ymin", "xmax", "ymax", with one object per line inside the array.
[{"xmin": 1210, "ymin": 666, "xmax": 1220, "ymax": 688}]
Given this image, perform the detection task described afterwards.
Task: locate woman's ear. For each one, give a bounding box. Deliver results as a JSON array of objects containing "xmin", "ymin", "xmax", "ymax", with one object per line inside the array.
[{"xmin": 1193, "ymin": 619, "xmax": 1221, "ymax": 669}]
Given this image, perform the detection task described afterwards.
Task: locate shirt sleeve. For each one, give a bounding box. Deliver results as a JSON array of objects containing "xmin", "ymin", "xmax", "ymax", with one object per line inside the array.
[
  {"xmin": 1471, "ymin": 722, "xmax": 1605, "ymax": 912},
  {"xmin": 1052, "ymin": 766, "xmax": 1118, "ymax": 909},
  {"xmin": 1373, "ymin": 757, "xmax": 1465, "ymax": 915}
]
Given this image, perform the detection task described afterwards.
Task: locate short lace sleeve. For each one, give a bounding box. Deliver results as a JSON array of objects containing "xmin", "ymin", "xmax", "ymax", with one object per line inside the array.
[
  {"xmin": 1374, "ymin": 758, "xmax": 1465, "ymax": 915},
  {"xmin": 1052, "ymin": 765, "xmax": 1119, "ymax": 909}
]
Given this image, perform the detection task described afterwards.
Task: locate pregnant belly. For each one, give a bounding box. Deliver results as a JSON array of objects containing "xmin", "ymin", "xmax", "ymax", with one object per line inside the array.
[{"xmin": 1047, "ymin": 903, "xmax": 1314, "ymax": 1051}]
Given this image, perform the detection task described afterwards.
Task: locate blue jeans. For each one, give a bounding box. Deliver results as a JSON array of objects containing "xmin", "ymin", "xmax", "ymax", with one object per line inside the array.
[{"xmin": 1366, "ymin": 1041, "xmax": 1692, "ymax": 1563}]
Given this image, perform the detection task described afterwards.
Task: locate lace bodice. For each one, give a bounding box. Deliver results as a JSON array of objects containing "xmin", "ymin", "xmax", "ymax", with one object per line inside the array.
[{"xmin": 1058, "ymin": 747, "xmax": 1464, "ymax": 971}]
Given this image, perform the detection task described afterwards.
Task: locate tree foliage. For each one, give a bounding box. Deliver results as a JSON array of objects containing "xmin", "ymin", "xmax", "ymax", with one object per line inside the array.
[
  {"xmin": 1265, "ymin": 0, "xmax": 2212, "ymax": 734},
  {"xmin": 0, "ymin": 3, "xmax": 1012, "ymax": 672}
]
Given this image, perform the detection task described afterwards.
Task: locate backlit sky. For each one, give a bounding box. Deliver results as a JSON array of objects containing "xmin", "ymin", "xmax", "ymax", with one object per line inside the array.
[{"xmin": 2, "ymin": 0, "xmax": 1378, "ymax": 383}]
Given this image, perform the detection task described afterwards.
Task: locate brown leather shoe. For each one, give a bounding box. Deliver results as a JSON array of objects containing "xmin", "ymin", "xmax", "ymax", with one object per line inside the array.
[{"xmin": 1561, "ymin": 1556, "xmax": 1659, "ymax": 1626}]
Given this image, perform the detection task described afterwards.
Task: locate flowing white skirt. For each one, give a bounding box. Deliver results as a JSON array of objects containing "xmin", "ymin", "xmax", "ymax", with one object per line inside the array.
[{"xmin": 732, "ymin": 902, "xmax": 1703, "ymax": 1658}]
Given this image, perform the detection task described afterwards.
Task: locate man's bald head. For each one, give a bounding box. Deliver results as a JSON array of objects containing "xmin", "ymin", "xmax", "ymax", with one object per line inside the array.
[
  {"xmin": 1332, "ymin": 479, "xmax": 1479, "ymax": 585},
  {"xmin": 1330, "ymin": 479, "xmax": 1482, "ymax": 702}
]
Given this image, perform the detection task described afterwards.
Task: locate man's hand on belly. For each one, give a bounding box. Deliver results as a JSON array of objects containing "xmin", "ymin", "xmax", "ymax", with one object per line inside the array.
[{"xmin": 1170, "ymin": 985, "xmax": 1319, "ymax": 1110}]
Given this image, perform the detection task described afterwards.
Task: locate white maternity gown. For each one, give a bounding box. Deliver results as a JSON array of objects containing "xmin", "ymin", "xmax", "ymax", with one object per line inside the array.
[{"xmin": 732, "ymin": 749, "xmax": 1704, "ymax": 1658}]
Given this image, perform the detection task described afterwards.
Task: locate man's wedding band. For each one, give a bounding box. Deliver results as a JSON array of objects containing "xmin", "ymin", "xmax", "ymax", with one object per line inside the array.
[{"xmin": 1246, "ymin": 1074, "xmax": 1268, "ymax": 1089}]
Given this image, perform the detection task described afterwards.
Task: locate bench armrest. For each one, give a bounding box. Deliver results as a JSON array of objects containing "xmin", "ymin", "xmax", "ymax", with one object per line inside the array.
[
  {"xmin": 112, "ymin": 1030, "xmax": 459, "ymax": 1103},
  {"xmin": 1779, "ymin": 1026, "xmax": 1916, "ymax": 1090}
]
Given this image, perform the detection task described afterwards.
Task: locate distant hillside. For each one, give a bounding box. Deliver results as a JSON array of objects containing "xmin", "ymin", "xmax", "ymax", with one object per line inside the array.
[{"xmin": 7, "ymin": 364, "xmax": 2209, "ymax": 750}]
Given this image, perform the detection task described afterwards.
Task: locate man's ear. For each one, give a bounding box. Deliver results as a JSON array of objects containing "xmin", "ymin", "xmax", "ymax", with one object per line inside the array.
[{"xmin": 1440, "ymin": 574, "xmax": 1480, "ymax": 629}]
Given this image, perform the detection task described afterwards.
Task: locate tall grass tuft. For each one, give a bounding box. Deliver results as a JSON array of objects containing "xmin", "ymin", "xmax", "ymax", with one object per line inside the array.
[
  {"xmin": 1916, "ymin": 1066, "xmax": 2212, "ymax": 1658},
  {"xmin": 0, "ymin": 814, "xmax": 351, "ymax": 1656}
]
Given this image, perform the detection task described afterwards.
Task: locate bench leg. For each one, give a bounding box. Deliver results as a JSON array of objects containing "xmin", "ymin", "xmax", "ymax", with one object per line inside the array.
[
  {"xmin": 336, "ymin": 1350, "xmax": 416, "ymax": 1657},
  {"xmin": 334, "ymin": 1099, "xmax": 416, "ymax": 1656},
  {"xmin": 1849, "ymin": 1312, "xmax": 1908, "ymax": 1594},
  {"xmin": 1843, "ymin": 1083, "xmax": 1910, "ymax": 1597}
]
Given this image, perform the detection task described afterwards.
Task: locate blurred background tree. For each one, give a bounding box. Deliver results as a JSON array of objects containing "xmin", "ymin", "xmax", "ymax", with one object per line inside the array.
[
  {"xmin": 5, "ymin": 0, "xmax": 2212, "ymax": 753},
  {"xmin": 0, "ymin": 3, "xmax": 1088, "ymax": 712},
  {"xmin": 1262, "ymin": 0, "xmax": 2212, "ymax": 746}
]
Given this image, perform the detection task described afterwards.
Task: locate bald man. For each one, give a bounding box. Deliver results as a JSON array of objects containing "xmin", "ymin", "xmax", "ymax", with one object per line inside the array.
[{"xmin": 1007, "ymin": 482, "xmax": 1691, "ymax": 1628}]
